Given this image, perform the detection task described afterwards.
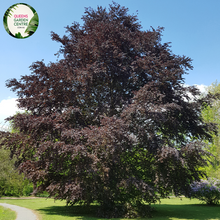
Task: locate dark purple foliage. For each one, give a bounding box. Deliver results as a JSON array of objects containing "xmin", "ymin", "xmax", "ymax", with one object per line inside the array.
[{"xmin": 0, "ymin": 2, "xmax": 218, "ymax": 218}]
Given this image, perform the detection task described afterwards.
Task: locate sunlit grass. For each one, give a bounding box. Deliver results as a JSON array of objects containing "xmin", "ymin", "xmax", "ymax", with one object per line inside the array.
[
  {"xmin": 0, "ymin": 197, "xmax": 220, "ymax": 220},
  {"xmin": 0, "ymin": 205, "xmax": 16, "ymax": 220}
]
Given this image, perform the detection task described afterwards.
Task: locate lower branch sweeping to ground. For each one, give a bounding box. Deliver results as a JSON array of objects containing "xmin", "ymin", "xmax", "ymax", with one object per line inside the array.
[{"xmin": 0, "ymin": 2, "xmax": 219, "ymax": 218}]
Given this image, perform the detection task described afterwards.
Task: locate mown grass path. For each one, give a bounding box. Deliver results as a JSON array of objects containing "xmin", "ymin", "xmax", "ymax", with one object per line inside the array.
[{"xmin": 0, "ymin": 203, "xmax": 38, "ymax": 220}]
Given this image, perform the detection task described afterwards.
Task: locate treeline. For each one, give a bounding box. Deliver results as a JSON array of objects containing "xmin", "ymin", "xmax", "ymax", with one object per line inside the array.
[
  {"xmin": 202, "ymin": 81, "xmax": 220, "ymax": 179},
  {"xmin": 0, "ymin": 147, "xmax": 33, "ymax": 197}
]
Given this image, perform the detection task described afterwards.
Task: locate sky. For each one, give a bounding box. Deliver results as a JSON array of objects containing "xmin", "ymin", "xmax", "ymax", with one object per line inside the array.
[{"xmin": 0, "ymin": 0, "xmax": 220, "ymax": 128}]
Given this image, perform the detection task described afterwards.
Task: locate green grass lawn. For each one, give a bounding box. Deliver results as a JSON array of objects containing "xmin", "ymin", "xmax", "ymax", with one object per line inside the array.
[
  {"xmin": 0, "ymin": 197, "xmax": 220, "ymax": 220},
  {"xmin": 0, "ymin": 205, "xmax": 16, "ymax": 220}
]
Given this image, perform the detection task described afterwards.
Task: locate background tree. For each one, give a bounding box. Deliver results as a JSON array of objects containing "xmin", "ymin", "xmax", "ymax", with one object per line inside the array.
[
  {"xmin": 0, "ymin": 2, "xmax": 218, "ymax": 217},
  {"xmin": 0, "ymin": 120, "xmax": 33, "ymax": 197},
  {"xmin": 0, "ymin": 148, "xmax": 33, "ymax": 197},
  {"xmin": 201, "ymin": 81, "xmax": 220, "ymax": 179}
]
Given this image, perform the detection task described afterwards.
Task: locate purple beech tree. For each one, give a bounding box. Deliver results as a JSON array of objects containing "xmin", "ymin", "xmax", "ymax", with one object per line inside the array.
[{"xmin": 0, "ymin": 2, "xmax": 218, "ymax": 217}]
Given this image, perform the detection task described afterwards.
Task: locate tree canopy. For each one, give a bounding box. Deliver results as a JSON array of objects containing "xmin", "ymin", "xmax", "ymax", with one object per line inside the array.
[
  {"xmin": 201, "ymin": 81, "xmax": 220, "ymax": 179},
  {"xmin": 0, "ymin": 2, "xmax": 218, "ymax": 218}
]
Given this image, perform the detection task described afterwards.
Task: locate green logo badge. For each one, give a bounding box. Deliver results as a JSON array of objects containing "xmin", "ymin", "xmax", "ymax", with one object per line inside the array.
[{"xmin": 3, "ymin": 3, "xmax": 39, "ymax": 39}]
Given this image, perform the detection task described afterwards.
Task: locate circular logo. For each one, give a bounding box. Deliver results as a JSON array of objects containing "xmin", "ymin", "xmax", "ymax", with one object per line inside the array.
[{"xmin": 3, "ymin": 3, "xmax": 39, "ymax": 39}]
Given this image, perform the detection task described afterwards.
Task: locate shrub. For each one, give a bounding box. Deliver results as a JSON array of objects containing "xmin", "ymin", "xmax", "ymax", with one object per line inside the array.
[{"xmin": 189, "ymin": 178, "xmax": 220, "ymax": 205}]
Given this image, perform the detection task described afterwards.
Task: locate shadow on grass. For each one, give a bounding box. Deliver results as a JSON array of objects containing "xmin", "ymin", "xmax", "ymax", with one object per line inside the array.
[
  {"xmin": 37, "ymin": 203, "xmax": 220, "ymax": 220},
  {"xmin": 37, "ymin": 205, "xmax": 99, "ymax": 219}
]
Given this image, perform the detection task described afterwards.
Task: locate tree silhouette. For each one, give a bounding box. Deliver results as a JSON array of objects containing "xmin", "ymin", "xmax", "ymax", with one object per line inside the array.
[{"xmin": 0, "ymin": 2, "xmax": 218, "ymax": 218}]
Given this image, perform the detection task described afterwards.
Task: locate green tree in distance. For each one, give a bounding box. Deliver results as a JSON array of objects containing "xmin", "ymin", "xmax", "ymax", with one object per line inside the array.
[
  {"xmin": 201, "ymin": 81, "xmax": 220, "ymax": 179},
  {"xmin": 0, "ymin": 2, "xmax": 219, "ymax": 218},
  {"xmin": 0, "ymin": 147, "xmax": 33, "ymax": 197},
  {"xmin": 0, "ymin": 121, "xmax": 33, "ymax": 197}
]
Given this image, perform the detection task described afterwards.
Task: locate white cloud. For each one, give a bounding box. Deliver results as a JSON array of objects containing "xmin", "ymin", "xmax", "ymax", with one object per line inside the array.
[
  {"xmin": 0, "ymin": 98, "xmax": 23, "ymax": 130},
  {"xmin": 182, "ymin": 84, "xmax": 208, "ymax": 101},
  {"xmin": 184, "ymin": 84, "xmax": 208, "ymax": 94},
  {"xmin": 193, "ymin": 84, "xmax": 208, "ymax": 94}
]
